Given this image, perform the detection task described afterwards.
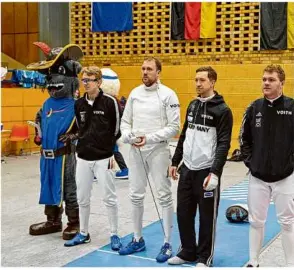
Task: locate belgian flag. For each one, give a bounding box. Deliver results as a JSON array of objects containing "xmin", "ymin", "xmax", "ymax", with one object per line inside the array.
[
  {"xmin": 170, "ymin": 2, "xmax": 216, "ymax": 40},
  {"xmin": 260, "ymin": 2, "xmax": 294, "ymax": 50}
]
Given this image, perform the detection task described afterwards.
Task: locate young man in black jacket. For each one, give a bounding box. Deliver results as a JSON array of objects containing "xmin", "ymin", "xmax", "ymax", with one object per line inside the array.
[
  {"xmin": 64, "ymin": 66, "xmax": 122, "ymax": 251},
  {"xmin": 168, "ymin": 66, "xmax": 233, "ymax": 267},
  {"xmin": 240, "ymin": 65, "xmax": 294, "ymax": 267}
]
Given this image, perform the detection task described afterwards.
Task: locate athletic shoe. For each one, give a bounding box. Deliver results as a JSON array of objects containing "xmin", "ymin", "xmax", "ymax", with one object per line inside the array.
[
  {"xmin": 110, "ymin": 235, "xmax": 122, "ymax": 251},
  {"xmin": 167, "ymin": 256, "xmax": 189, "ymax": 265},
  {"xmin": 196, "ymin": 262, "xmax": 208, "ymax": 267},
  {"xmin": 156, "ymin": 242, "xmax": 172, "ymax": 262},
  {"xmin": 64, "ymin": 232, "xmax": 91, "ymax": 247},
  {"xmin": 118, "ymin": 237, "xmax": 145, "ymax": 255},
  {"xmin": 115, "ymin": 168, "xmax": 129, "ymax": 179}
]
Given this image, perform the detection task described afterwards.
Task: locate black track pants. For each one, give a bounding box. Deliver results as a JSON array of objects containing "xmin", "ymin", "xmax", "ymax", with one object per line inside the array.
[{"xmin": 176, "ymin": 163, "xmax": 220, "ymax": 266}]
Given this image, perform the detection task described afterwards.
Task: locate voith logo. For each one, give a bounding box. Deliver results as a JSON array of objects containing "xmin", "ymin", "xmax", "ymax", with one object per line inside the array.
[
  {"xmin": 196, "ymin": 125, "xmax": 210, "ymax": 132},
  {"xmin": 277, "ymin": 110, "xmax": 292, "ymax": 115},
  {"xmin": 93, "ymin": 110, "xmax": 104, "ymax": 115},
  {"xmin": 201, "ymin": 114, "xmax": 213, "ymax": 120}
]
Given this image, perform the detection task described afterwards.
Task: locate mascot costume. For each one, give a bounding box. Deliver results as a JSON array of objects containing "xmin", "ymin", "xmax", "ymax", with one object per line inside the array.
[
  {"xmin": 100, "ymin": 68, "xmax": 120, "ymax": 97},
  {"xmin": 26, "ymin": 42, "xmax": 83, "ymax": 240},
  {"xmin": 100, "ymin": 67, "xmax": 121, "ymax": 154},
  {"xmin": 100, "ymin": 68, "xmax": 129, "ymax": 176}
]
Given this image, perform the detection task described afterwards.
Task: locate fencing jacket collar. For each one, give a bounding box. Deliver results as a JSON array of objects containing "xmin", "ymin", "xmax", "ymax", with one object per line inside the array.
[{"xmin": 143, "ymin": 82, "xmax": 159, "ymax": 91}]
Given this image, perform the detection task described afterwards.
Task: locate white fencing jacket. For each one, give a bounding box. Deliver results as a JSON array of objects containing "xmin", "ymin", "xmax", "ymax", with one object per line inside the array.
[{"xmin": 121, "ymin": 83, "xmax": 181, "ymax": 151}]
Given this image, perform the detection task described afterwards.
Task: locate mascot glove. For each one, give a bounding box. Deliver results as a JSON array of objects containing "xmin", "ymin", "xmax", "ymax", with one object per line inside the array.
[
  {"xmin": 59, "ymin": 133, "xmax": 78, "ymax": 143},
  {"xmin": 34, "ymin": 135, "xmax": 42, "ymax": 146},
  {"xmin": 203, "ymin": 173, "xmax": 219, "ymax": 191}
]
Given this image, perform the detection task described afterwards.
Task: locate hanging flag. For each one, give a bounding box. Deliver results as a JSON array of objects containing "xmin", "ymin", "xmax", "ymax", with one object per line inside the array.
[
  {"xmin": 91, "ymin": 2, "xmax": 133, "ymax": 32},
  {"xmin": 170, "ymin": 2, "xmax": 185, "ymax": 40},
  {"xmin": 170, "ymin": 2, "xmax": 216, "ymax": 41},
  {"xmin": 288, "ymin": 3, "xmax": 294, "ymax": 49},
  {"xmin": 260, "ymin": 3, "xmax": 288, "ymax": 50}
]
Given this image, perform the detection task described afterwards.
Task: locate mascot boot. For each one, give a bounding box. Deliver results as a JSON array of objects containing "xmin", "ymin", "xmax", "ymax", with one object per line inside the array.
[
  {"xmin": 29, "ymin": 205, "xmax": 63, "ymax": 235},
  {"xmin": 27, "ymin": 42, "xmax": 83, "ymax": 239},
  {"xmin": 62, "ymin": 208, "xmax": 79, "ymax": 240}
]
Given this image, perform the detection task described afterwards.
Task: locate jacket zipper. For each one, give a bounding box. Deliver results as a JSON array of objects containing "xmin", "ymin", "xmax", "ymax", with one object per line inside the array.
[
  {"xmin": 267, "ymin": 105, "xmax": 274, "ymax": 174},
  {"xmin": 189, "ymin": 102, "xmax": 202, "ymax": 163}
]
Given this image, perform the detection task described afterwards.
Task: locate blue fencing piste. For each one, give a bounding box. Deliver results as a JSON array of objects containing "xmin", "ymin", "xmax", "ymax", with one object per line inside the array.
[{"xmin": 65, "ymin": 197, "xmax": 280, "ymax": 267}]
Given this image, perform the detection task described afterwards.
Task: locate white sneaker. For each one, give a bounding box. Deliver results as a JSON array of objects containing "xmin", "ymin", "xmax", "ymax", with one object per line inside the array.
[
  {"xmin": 196, "ymin": 262, "xmax": 208, "ymax": 267},
  {"xmin": 167, "ymin": 256, "xmax": 187, "ymax": 265}
]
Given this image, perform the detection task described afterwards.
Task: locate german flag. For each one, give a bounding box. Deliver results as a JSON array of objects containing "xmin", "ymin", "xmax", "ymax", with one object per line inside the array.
[
  {"xmin": 260, "ymin": 2, "xmax": 294, "ymax": 50},
  {"xmin": 170, "ymin": 2, "xmax": 216, "ymax": 40}
]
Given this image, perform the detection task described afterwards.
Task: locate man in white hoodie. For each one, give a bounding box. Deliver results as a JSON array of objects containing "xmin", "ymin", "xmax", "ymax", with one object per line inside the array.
[
  {"xmin": 118, "ymin": 57, "xmax": 181, "ymax": 263},
  {"xmin": 168, "ymin": 66, "xmax": 233, "ymax": 267}
]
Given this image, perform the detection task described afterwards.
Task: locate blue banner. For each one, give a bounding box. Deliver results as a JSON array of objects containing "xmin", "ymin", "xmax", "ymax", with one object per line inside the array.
[{"xmin": 91, "ymin": 2, "xmax": 133, "ymax": 32}]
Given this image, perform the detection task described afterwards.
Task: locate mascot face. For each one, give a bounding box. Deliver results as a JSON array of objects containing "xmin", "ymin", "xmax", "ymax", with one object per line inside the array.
[
  {"xmin": 100, "ymin": 68, "xmax": 120, "ymax": 97},
  {"xmin": 45, "ymin": 58, "xmax": 82, "ymax": 99},
  {"xmin": 27, "ymin": 43, "xmax": 83, "ymax": 99}
]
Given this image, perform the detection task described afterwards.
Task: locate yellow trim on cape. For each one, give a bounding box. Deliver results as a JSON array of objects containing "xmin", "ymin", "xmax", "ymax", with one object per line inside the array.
[
  {"xmin": 58, "ymin": 117, "xmax": 76, "ymax": 207},
  {"xmin": 66, "ymin": 117, "xmax": 76, "ymax": 134},
  {"xmin": 59, "ymin": 155, "xmax": 66, "ymax": 207}
]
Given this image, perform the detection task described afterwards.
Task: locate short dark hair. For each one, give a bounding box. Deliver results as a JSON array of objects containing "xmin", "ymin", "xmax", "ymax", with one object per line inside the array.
[
  {"xmin": 196, "ymin": 66, "xmax": 217, "ymax": 82},
  {"xmin": 263, "ymin": 64, "xmax": 285, "ymax": 82},
  {"xmin": 144, "ymin": 57, "xmax": 162, "ymax": 72}
]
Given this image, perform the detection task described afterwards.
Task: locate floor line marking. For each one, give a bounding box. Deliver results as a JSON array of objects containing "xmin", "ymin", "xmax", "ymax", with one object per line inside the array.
[{"xmin": 95, "ymin": 249, "xmax": 194, "ymax": 267}]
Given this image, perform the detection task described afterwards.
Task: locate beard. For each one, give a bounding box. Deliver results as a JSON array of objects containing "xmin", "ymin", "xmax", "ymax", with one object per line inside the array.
[{"xmin": 142, "ymin": 77, "xmax": 157, "ymax": 87}]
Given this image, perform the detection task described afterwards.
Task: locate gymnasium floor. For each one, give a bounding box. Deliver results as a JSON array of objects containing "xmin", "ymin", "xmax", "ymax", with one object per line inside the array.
[{"xmin": 1, "ymin": 142, "xmax": 286, "ymax": 267}]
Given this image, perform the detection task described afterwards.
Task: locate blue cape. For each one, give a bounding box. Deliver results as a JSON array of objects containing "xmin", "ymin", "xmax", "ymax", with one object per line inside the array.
[{"xmin": 39, "ymin": 97, "xmax": 75, "ymax": 206}]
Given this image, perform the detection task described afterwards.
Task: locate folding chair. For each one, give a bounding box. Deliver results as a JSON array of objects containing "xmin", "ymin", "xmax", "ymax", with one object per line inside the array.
[{"xmin": 5, "ymin": 124, "xmax": 31, "ymax": 155}]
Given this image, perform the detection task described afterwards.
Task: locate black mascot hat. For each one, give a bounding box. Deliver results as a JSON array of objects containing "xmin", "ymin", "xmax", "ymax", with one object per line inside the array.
[
  {"xmin": 27, "ymin": 42, "xmax": 83, "ymax": 76},
  {"xmin": 26, "ymin": 42, "xmax": 83, "ymax": 99}
]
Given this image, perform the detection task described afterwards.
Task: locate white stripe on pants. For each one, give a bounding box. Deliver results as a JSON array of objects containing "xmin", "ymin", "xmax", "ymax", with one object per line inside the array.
[
  {"xmin": 76, "ymin": 156, "xmax": 118, "ymax": 236},
  {"xmin": 248, "ymin": 171, "xmax": 294, "ymax": 267}
]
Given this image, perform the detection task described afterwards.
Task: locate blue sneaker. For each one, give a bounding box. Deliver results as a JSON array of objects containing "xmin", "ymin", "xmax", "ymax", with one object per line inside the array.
[
  {"xmin": 115, "ymin": 168, "xmax": 129, "ymax": 179},
  {"xmin": 119, "ymin": 237, "xmax": 146, "ymax": 255},
  {"xmin": 111, "ymin": 235, "xmax": 122, "ymax": 251},
  {"xmin": 64, "ymin": 232, "xmax": 91, "ymax": 247},
  {"xmin": 156, "ymin": 242, "xmax": 172, "ymax": 263}
]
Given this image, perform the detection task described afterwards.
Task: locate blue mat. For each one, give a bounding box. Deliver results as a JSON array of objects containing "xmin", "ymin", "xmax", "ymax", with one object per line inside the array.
[{"xmin": 65, "ymin": 199, "xmax": 280, "ymax": 267}]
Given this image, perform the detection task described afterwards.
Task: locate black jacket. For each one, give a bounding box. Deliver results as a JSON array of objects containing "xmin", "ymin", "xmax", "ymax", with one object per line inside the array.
[
  {"xmin": 75, "ymin": 90, "xmax": 121, "ymax": 161},
  {"xmin": 172, "ymin": 92, "xmax": 233, "ymax": 177},
  {"xmin": 240, "ymin": 95, "xmax": 294, "ymax": 182}
]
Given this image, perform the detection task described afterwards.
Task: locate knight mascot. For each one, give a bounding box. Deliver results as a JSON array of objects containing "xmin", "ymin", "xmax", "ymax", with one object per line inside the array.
[{"xmin": 26, "ymin": 42, "xmax": 83, "ymax": 240}]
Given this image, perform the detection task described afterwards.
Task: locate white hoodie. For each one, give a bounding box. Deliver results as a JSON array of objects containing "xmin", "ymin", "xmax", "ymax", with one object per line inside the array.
[{"xmin": 121, "ymin": 82, "xmax": 181, "ymax": 151}]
